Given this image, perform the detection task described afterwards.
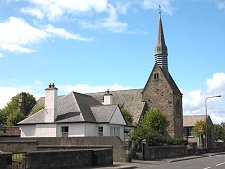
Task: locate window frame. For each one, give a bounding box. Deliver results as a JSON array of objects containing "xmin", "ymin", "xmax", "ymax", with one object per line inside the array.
[
  {"xmin": 61, "ymin": 126, "xmax": 69, "ymax": 138},
  {"xmin": 98, "ymin": 126, "xmax": 103, "ymax": 136}
]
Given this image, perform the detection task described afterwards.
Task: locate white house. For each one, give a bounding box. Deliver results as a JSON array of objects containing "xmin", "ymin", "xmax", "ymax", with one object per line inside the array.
[{"xmin": 18, "ymin": 84, "xmax": 129, "ymax": 140}]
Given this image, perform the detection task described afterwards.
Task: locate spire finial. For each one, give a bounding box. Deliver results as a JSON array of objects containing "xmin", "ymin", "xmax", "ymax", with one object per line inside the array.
[{"xmin": 158, "ymin": 4, "xmax": 162, "ymax": 14}]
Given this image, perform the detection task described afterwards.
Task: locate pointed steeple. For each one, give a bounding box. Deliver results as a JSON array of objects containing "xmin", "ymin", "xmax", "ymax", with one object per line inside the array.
[{"xmin": 154, "ymin": 10, "xmax": 168, "ymax": 72}]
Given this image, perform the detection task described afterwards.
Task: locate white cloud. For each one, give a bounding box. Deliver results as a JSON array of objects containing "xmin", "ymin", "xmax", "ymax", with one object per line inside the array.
[
  {"xmin": 0, "ymin": 17, "xmax": 93, "ymax": 54},
  {"xmin": 183, "ymin": 72, "xmax": 225, "ymax": 124},
  {"xmin": 206, "ymin": 72, "xmax": 225, "ymax": 94},
  {"xmin": 26, "ymin": 0, "xmax": 108, "ymax": 20},
  {"xmin": 0, "ymin": 17, "xmax": 47, "ymax": 53},
  {"xmin": 0, "ymin": 86, "xmax": 30, "ymax": 109},
  {"xmin": 44, "ymin": 24, "xmax": 93, "ymax": 41},
  {"xmin": 79, "ymin": 4, "xmax": 128, "ymax": 33},
  {"xmin": 21, "ymin": 7, "xmax": 44, "ymax": 19},
  {"xmin": 0, "ymin": 53, "xmax": 3, "ymax": 58},
  {"xmin": 142, "ymin": 0, "xmax": 173, "ymax": 14},
  {"xmin": 59, "ymin": 83, "xmax": 135, "ymax": 94}
]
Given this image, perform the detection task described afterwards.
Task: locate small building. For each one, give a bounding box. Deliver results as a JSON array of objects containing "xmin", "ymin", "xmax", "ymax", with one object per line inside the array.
[
  {"xmin": 18, "ymin": 84, "xmax": 129, "ymax": 140},
  {"xmin": 183, "ymin": 115, "xmax": 215, "ymax": 148}
]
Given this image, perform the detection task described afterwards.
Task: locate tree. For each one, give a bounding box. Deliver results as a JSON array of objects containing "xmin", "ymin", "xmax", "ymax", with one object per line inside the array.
[
  {"xmin": 121, "ymin": 108, "xmax": 133, "ymax": 125},
  {"xmin": 132, "ymin": 109, "xmax": 169, "ymax": 147},
  {"xmin": 194, "ymin": 120, "xmax": 207, "ymax": 137},
  {"xmin": 214, "ymin": 123, "xmax": 225, "ymax": 141},
  {"xmin": 1, "ymin": 92, "xmax": 36, "ymax": 126},
  {"xmin": 0, "ymin": 110, "xmax": 7, "ymax": 128},
  {"xmin": 6, "ymin": 109, "xmax": 25, "ymax": 126}
]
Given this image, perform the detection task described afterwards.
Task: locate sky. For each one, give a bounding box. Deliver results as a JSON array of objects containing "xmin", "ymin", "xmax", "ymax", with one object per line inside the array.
[{"xmin": 0, "ymin": 0, "xmax": 225, "ymax": 124}]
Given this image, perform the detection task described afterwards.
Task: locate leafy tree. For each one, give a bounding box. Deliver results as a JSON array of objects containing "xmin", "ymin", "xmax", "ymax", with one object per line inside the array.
[
  {"xmin": 121, "ymin": 108, "xmax": 133, "ymax": 125},
  {"xmin": 194, "ymin": 120, "xmax": 207, "ymax": 137},
  {"xmin": 6, "ymin": 109, "xmax": 25, "ymax": 126},
  {"xmin": 214, "ymin": 123, "xmax": 225, "ymax": 141},
  {"xmin": 132, "ymin": 109, "xmax": 169, "ymax": 148},
  {"xmin": 1, "ymin": 92, "xmax": 36, "ymax": 126},
  {"xmin": 0, "ymin": 110, "xmax": 7, "ymax": 128}
]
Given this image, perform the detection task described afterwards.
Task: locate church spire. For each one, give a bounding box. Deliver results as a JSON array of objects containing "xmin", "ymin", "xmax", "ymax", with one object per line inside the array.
[{"xmin": 154, "ymin": 7, "xmax": 168, "ymax": 72}]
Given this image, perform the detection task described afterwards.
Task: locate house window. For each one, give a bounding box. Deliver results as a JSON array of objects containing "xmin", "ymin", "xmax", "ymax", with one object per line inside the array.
[
  {"xmin": 153, "ymin": 72, "xmax": 159, "ymax": 80},
  {"xmin": 98, "ymin": 126, "xmax": 103, "ymax": 136},
  {"xmin": 114, "ymin": 127, "xmax": 120, "ymax": 137},
  {"xmin": 61, "ymin": 126, "xmax": 69, "ymax": 138},
  {"xmin": 186, "ymin": 127, "xmax": 194, "ymax": 137},
  {"xmin": 110, "ymin": 126, "xmax": 120, "ymax": 137}
]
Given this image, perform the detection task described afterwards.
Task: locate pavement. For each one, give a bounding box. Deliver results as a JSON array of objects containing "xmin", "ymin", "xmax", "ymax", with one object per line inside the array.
[{"xmin": 82, "ymin": 152, "xmax": 225, "ymax": 169}]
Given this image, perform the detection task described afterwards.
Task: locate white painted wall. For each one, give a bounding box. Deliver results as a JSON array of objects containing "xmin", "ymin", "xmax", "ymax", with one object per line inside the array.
[
  {"xmin": 36, "ymin": 124, "xmax": 57, "ymax": 137},
  {"xmin": 85, "ymin": 123, "xmax": 98, "ymax": 136},
  {"xmin": 20, "ymin": 125, "xmax": 36, "ymax": 137},
  {"xmin": 110, "ymin": 107, "xmax": 126, "ymax": 125}
]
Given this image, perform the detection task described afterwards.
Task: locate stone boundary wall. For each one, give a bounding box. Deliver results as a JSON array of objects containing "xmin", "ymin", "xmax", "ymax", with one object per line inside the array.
[
  {"xmin": 0, "ymin": 136, "xmax": 131, "ymax": 162},
  {"xmin": 0, "ymin": 152, "xmax": 12, "ymax": 169},
  {"xmin": 0, "ymin": 140, "xmax": 37, "ymax": 153},
  {"xmin": 143, "ymin": 144, "xmax": 187, "ymax": 160},
  {"xmin": 26, "ymin": 149, "xmax": 113, "ymax": 169}
]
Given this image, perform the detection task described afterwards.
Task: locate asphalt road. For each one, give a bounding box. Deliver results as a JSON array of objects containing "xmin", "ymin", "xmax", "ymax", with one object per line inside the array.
[
  {"xmin": 135, "ymin": 154, "xmax": 225, "ymax": 169},
  {"xmin": 84, "ymin": 154, "xmax": 225, "ymax": 169},
  {"xmin": 154, "ymin": 154, "xmax": 225, "ymax": 169}
]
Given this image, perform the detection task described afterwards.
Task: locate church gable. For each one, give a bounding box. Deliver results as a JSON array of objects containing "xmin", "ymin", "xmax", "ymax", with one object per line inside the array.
[{"xmin": 142, "ymin": 63, "xmax": 173, "ymax": 102}]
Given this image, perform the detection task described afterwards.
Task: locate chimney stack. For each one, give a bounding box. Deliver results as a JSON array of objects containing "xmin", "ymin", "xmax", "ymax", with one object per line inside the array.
[
  {"xmin": 45, "ymin": 83, "xmax": 58, "ymax": 123},
  {"xmin": 103, "ymin": 90, "xmax": 112, "ymax": 105}
]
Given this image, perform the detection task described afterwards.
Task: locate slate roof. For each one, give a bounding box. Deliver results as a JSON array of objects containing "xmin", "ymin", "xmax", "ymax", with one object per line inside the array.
[
  {"xmin": 91, "ymin": 105, "xmax": 118, "ymax": 123},
  {"xmin": 32, "ymin": 89, "xmax": 146, "ymax": 124},
  {"xmin": 19, "ymin": 92, "xmax": 121, "ymax": 125},
  {"xmin": 88, "ymin": 89, "xmax": 146, "ymax": 123},
  {"xmin": 183, "ymin": 115, "xmax": 213, "ymax": 127}
]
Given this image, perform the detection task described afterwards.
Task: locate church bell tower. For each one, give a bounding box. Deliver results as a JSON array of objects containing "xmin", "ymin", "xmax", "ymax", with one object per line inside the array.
[{"xmin": 142, "ymin": 10, "xmax": 183, "ymax": 139}]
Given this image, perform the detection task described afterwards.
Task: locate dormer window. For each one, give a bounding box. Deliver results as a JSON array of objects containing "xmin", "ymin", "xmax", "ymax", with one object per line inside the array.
[{"xmin": 153, "ymin": 72, "xmax": 159, "ymax": 80}]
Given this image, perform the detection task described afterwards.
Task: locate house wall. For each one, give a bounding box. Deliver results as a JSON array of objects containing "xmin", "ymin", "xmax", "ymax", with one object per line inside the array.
[
  {"xmin": 85, "ymin": 123, "xmax": 98, "ymax": 136},
  {"xmin": 110, "ymin": 107, "xmax": 126, "ymax": 125},
  {"xmin": 20, "ymin": 125, "xmax": 36, "ymax": 137},
  {"xmin": 98, "ymin": 124, "xmax": 125, "ymax": 140},
  {"xmin": 20, "ymin": 122, "xmax": 126, "ymax": 140},
  {"xmin": 36, "ymin": 124, "xmax": 57, "ymax": 137}
]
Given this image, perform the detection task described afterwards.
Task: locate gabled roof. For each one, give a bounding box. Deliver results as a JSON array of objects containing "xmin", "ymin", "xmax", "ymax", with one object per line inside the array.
[
  {"xmin": 91, "ymin": 105, "xmax": 118, "ymax": 123},
  {"xmin": 18, "ymin": 109, "xmax": 47, "ymax": 124},
  {"xmin": 142, "ymin": 63, "xmax": 182, "ymax": 96},
  {"xmin": 19, "ymin": 92, "xmax": 103, "ymax": 124},
  {"xmin": 183, "ymin": 115, "xmax": 213, "ymax": 127},
  {"xmin": 88, "ymin": 89, "xmax": 146, "ymax": 123}
]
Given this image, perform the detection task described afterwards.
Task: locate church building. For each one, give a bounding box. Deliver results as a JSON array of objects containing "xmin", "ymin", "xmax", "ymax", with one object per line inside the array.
[
  {"xmin": 20, "ymin": 13, "xmax": 183, "ymax": 139},
  {"xmin": 89, "ymin": 13, "xmax": 183, "ymax": 139}
]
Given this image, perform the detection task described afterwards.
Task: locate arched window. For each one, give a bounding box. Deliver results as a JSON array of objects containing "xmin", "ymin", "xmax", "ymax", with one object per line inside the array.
[{"xmin": 153, "ymin": 72, "xmax": 159, "ymax": 80}]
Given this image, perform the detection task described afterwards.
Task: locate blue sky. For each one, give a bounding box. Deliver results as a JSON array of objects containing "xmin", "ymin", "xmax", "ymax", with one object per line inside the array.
[{"xmin": 0, "ymin": 0, "xmax": 225, "ymax": 123}]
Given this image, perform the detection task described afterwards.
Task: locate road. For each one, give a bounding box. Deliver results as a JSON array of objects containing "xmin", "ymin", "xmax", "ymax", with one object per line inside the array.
[
  {"xmin": 85, "ymin": 154, "xmax": 225, "ymax": 169},
  {"xmin": 128, "ymin": 154, "xmax": 225, "ymax": 169}
]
